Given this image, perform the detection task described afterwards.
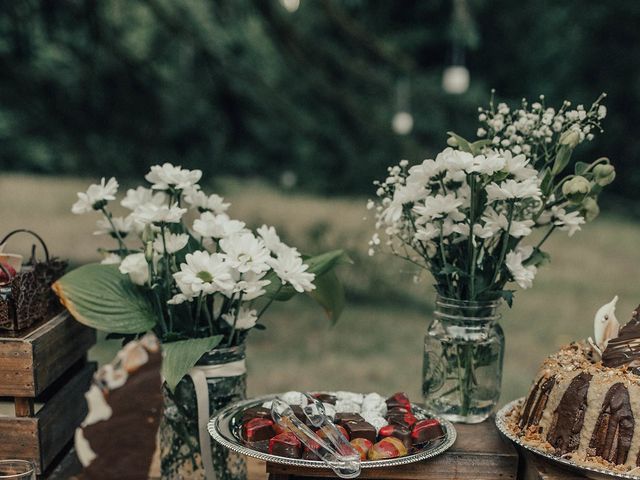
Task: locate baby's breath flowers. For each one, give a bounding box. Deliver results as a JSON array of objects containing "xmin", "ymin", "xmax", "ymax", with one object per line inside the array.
[{"xmin": 369, "ymin": 93, "xmax": 614, "ymax": 303}]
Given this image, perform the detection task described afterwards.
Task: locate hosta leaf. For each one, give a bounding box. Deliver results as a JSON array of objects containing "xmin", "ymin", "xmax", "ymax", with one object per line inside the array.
[
  {"xmin": 307, "ymin": 270, "xmax": 345, "ymax": 324},
  {"xmin": 52, "ymin": 264, "xmax": 157, "ymax": 334},
  {"xmin": 162, "ymin": 336, "xmax": 223, "ymax": 392}
]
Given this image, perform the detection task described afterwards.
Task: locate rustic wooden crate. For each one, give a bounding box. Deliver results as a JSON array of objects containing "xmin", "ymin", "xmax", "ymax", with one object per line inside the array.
[
  {"xmin": 266, "ymin": 420, "xmax": 519, "ymax": 480},
  {"xmin": 0, "ymin": 312, "xmax": 96, "ymax": 474}
]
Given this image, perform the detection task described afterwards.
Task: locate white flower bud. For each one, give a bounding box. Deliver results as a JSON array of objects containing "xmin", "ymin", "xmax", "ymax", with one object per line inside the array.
[
  {"xmin": 562, "ymin": 176, "xmax": 591, "ymax": 203},
  {"xmin": 592, "ymin": 164, "xmax": 616, "ymax": 186},
  {"xmin": 559, "ymin": 130, "xmax": 580, "ymax": 149},
  {"xmin": 581, "ymin": 197, "xmax": 600, "ymax": 222}
]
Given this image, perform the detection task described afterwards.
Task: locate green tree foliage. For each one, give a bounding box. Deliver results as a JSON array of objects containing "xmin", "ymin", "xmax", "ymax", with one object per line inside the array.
[{"xmin": 0, "ymin": 1, "xmax": 638, "ymax": 198}]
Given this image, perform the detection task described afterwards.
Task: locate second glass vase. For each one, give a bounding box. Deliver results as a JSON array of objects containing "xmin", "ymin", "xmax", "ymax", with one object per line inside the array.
[{"xmin": 422, "ymin": 295, "xmax": 504, "ymax": 423}]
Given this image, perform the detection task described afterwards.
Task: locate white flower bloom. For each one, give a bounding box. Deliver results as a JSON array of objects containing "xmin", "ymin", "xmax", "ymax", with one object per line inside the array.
[
  {"xmin": 479, "ymin": 207, "xmax": 534, "ymax": 238},
  {"xmin": 153, "ymin": 232, "xmax": 189, "ymax": 254},
  {"xmin": 145, "ymin": 163, "xmax": 202, "ymax": 191},
  {"xmin": 71, "ymin": 177, "xmax": 119, "ymax": 214},
  {"xmin": 230, "ymin": 271, "xmax": 271, "ymax": 301},
  {"xmin": 485, "ymin": 178, "xmax": 541, "ymax": 202},
  {"xmin": 173, "ymin": 251, "xmax": 234, "ymax": 298},
  {"xmin": 502, "ymin": 151, "xmax": 537, "ymax": 180},
  {"xmin": 184, "ymin": 190, "xmax": 230, "ymax": 214},
  {"xmin": 193, "ymin": 212, "xmax": 246, "ymax": 239},
  {"xmin": 222, "ymin": 307, "xmax": 258, "ymax": 330},
  {"xmin": 440, "ymin": 148, "xmax": 474, "ymax": 172},
  {"xmin": 167, "ymin": 293, "xmax": 188, "ymax": 305},
  {"xmin": 93, "ymin": 215, "xmax": 133, "ymax": 237},
  {"xmin": 413, "ymin": 194, "xmax": 465, "ymax": 223},
  {"xmin": 393, "ymin": 182, "xmax": 428, "ymax": 204},
  {"xmin": 257, "ymin": 225, "xmax": 289, "ymax": 255},
  {"xmin": 468, "ymin": 152, "xmax": 506, "ymax": 176},
  {"xmin": 552, "ymin": 206, "xmax": 585, "ymax": 237},
  {"xmin": 219, "ymin": 233, "xmax": 271, "ymax": 274},
  {"xmin": 505, "ymin": 246, "xmax": 537, "ymax": 289},
  {"xmin": 268, "ymin": 248, "xmax": 315, "ymax": 293},
  {"xmin": 119, "ymin": 253, "xmax": 149, "ymax": 286},
  {"xmin": 414, "ymin": 223, "xmax": 440, "ymax": 242},
  {"xmin": 132, "ymin": 202, "xmax": 187, "ymax": 225},
  {"xmin": 407, "ymin": 159, "xmax": 442, "ymax": 185},
  {"xmin": 121, "ymin": 187, "xmax": 166, "ymax": 211},
  {"xmin": 100, "ymin": 253, "xmax": 122, "ymax": 265}
]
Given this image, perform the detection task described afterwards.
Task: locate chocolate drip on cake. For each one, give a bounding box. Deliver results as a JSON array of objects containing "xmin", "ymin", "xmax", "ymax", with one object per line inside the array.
[
  {"xmin": 589, "ymin": 382, "xmax": 634, "ymax": 465},
  {"xmin": 602, "ymin": 306, "xmax": 640, "ymax": 368},
  {"xmin": 519, "ymin": 376, "xmax": 556, "ymax": 429},
  {"xmin": 547, "ymin": 372, "xmax": 592, "ymax": 454}
]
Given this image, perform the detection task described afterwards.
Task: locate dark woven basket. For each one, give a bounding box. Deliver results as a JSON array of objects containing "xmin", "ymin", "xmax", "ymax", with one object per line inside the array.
[{"xmin": 0, "ymin": 230, "xmax": 68, "ymax": 332}]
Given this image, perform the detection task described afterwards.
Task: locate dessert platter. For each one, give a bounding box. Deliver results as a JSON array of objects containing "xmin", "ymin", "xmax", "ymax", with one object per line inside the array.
[
  {"xmin": 498, "ymin": 297, "xmax": 640, "ymax": 479},
  {"xmin": 209, "ymin": 391, "xmax": 456, "ymax": 477}
]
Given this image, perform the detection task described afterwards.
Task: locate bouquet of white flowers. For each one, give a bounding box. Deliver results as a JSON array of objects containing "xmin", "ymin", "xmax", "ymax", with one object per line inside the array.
[
  {"xmin": 369, "ymin": 93, "xmax": 614, "ymax": 304},
  {"xmin": 55, "ymin": 163, "xmax": 347, "ymax": 389}
]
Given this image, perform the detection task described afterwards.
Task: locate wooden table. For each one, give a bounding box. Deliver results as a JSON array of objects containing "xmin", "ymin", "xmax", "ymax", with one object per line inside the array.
[{"xmin": 44, "ymin": 420, "xmax": 593, "ymax": 479}]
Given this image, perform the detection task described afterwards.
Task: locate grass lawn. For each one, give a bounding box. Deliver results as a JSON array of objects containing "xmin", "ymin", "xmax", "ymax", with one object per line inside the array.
[{"xmin": 2, "ymin": 173, "xmax": 640, "ymax": 405}]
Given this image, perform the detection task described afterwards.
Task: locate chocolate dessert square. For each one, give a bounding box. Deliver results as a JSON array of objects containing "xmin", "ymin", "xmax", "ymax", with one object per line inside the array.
[
  {"xmin": 335, "ymin": 413, "xmax": 364, "ymax": 425},
  {"xmin": 241, "ymin": 406, "xmax": 272, "ymax": 423},
  {"xmin": 344, "ymin": 421, "xmax": 376, "ymax": 443}
]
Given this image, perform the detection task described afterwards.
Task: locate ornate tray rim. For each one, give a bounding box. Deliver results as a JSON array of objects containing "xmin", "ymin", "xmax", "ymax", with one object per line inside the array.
[
  {"xmin": 208, "ymin": 392, "xmax": 457, "ymax": 470},
  {"xmin": 496, "ymin": 398, "xmax": 640, "ymax": 480}
]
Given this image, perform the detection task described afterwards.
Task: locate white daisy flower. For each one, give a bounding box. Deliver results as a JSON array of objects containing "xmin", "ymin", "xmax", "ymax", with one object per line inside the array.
[
  {"xmin": 184, "ymin": 190, "xmax": 230, "ymax": 214},
  {"xmin": 121, "ymin": 187, "xmax": 166, "ymax": 211},
  {"xmin": 173, "ymin": 251, "xmax": 234, "ymax": 297},
  {"xmin": 413, "ymin": 194, "xmax": 465, "ymax": 223},
  {"xmin": 93, "ymin": 216, "xmax": 133, "ymax": 237},
  {"xmin": 132, "ymin": 202, "xmax": 187, "ymax": 225},
  {"xmin": 193, "ymin": 212, "xmax": 246, "ymax": 239},
  {"xmin": 227, "ymin": 271, "xmax": 271, "ymax": 301},
  {"xmin": 119, "ymin": 253, "xmax": 149, "ymax": 286},
  {"xmin": 219, "ymin": 233, "xmax": 271, "ymax": 275},
  {"xmin": 100, "ymin": 253, "xmax": 122, "ymax": 265},
  {"xmin": 257, "ymin": 225, "xmax": 288, "ymax": 255},
  {"xmin": 267, "ymin": 247, "xmax": 315, "ymax": 293},
  {"xmin": 153, "ymin": 232, "xmax": 189, "ymax": 254},
  {"xmin": 71, "ymin": 177, "xmax": 119, "ymax": 214},
  {"xmin": 221, "ymin": 307, "xmax": 258, "ymax": 330},
  {"xmin": 485, "ymin": 178, "xmax": 541, "ymax": 202},
  {"xmin": 145, "ymin": 163, "xmax": 202, "ymax": 191},
  {"xmin": 505, "ymin": 246, "xmax": 537, "ymax": 289},
  {"xmin": 552, "ymin": 206, "xmax": 585, "ymax": 237}
]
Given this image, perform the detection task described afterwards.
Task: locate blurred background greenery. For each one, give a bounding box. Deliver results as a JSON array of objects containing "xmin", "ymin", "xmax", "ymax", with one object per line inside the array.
[{"xmin": 1, "ymin": 0, "xmax": 639, "ymax": 404}]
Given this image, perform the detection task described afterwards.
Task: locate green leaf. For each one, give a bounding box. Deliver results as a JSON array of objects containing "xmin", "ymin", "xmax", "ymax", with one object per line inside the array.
[
  {"xmin": 469, "ymin": 139, "xmax": 493, "ymax": 155},
  {"xmin": 574, "ymin": 161, "xmax": 590, "ymax": 176},
  {"xmin": 52, "ymin": 264, "xmax": 157, "ymax": 334},
  {"xmin": 540, "ymin": 169, "xmax": 553, "ymax": 195},
  {"xmin": 551, "ymin": 145, "xmax": 573, "ymax": 175},
  {"xmin": 446, "ymin": 131, "xmax": 473, "ymax": 153},
  {"xmin": 162, "ymin": 336, "xmax": 223, "ymax": 391},
  {"xmin": 307, "ymin": 270, "xmax": 345, "ymax": 324},
  {"xmin": 499, "ymin": 290, "xmax": 515, "ymax": 308}
]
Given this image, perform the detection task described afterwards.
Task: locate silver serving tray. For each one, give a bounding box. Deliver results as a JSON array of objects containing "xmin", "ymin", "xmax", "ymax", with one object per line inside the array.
[
  {"xmin": 208, "ymin": 393, "xmax": 456, "ymax": 470},
  {"xmin": 496, "ymin": 398, "xmax": 640, "ymax": 480}
]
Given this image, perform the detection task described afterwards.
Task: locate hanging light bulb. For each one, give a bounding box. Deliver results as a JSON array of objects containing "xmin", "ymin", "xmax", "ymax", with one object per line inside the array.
[
  {"xmin": 391, "ymin": 77, "xmax": 413, "ymax": 135},
  {"xmin": 280, "ymin": 0, "xmax": 300, "ymax": 12},
  {"xmin": 442, "ymin": 65, "xmax": 470, "ymax": 94}
]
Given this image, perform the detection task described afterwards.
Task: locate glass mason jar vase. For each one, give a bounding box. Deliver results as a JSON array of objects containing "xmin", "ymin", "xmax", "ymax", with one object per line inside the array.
[
  {"xmin": 422, "ymin": 295, "xmax": 504, "ymax": 423},
  {"xmin": 160, "ymin": 345, "xmax": 247, "ymax": 480}
]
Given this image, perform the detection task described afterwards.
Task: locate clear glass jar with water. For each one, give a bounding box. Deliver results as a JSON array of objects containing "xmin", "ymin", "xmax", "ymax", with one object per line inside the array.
[{"xmin": 422, "ymin": 295, "xmax": 504, "ymax": 423}]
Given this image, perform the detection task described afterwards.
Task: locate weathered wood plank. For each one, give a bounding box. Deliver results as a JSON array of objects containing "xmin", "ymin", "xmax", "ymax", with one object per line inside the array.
[
  {"xmin": 0, "ymin": 312, "xmax": 96, "ymax": 397},
  {"xmin": 0, "ymin": 416, "xmax": 39, "ymax": 462},
  {"xmin": 31, "ymin": 313, "xmax": 96, "ymax": 396},
  {"xmin": 37, "ymin": 362, "xmax": 95, "ymax": 473},
  {"xmin": 14, "ymin": 397, "xmax": 35, "ymax": 417}
]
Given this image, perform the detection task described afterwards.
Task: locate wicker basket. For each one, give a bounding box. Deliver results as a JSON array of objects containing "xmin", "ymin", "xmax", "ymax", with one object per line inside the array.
[{"xmin": 0, "ymin": 229, "xmax": 67, "ymax": 332}]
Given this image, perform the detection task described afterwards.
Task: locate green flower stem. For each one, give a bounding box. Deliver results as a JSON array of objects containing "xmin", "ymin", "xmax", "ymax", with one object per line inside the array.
[
  {"xmin": 256, "ymin": 283, "xmax": 283, "ymax": 319},
  {"xmin": 488, "ymin": 200, "xmax": 515, "ymax": 289},
  {"xmin": 100, "ymin": 207, "xmax": 127, "ymax": 254},
  {"xmin": 227, "ymin": 292, "xmax": 244, "ymax": 347}
]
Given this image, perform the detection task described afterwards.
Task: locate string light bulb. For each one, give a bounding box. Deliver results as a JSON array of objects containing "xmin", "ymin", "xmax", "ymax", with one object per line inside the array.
[
  {"xmin": 391, "ymin": 77, "xmax": 413, "ymax": 135},
  {"xmin": 280, "ymin": 0, "xmax": 300, "ymax": 12},
  {"xmin": 442, "ymin": 65, "xmax": 470, "ymax": 94}
]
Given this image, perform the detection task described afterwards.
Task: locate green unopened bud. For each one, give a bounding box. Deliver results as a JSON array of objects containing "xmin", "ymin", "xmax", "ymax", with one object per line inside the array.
[
  {"xmin": 592, "ymin": 164, "xmax": 616, "ymax": 186},
  {"xmin": 446, "ymin": 136, "xmax": 458, "ymax": 147},
  {"xmin": 581, "ymin": 197, "xmax": 600, "ymax": 222},
  {"xmin": 559, "ymin": 129, "xmax": 580, "ymax": 149},
  {"xmin": 144, "ymin": 241, "xmax": 154, "ymax": 262},
  {"xmin": 142, "ymin": 224, "xmax": 154, "ymax": 244},
  {"xmin": 562, "ymin": 176, "xmax": 591, "ymax": 204}
]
